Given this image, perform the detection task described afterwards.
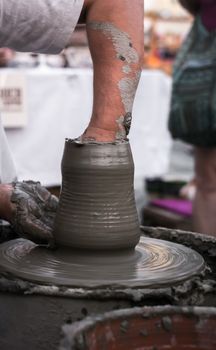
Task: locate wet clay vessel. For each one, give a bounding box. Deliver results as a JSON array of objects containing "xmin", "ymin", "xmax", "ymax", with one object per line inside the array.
[
  {"xmin": 54, "ymin": 140, "xmax": 140, "ymax": 250},
  {"xmin": 61, "ymin": 306, "xmax": 216, "ymax": 350},
  {"xmin": 0, "ymin": 140, "xmax": 205, "ymax": 288}
]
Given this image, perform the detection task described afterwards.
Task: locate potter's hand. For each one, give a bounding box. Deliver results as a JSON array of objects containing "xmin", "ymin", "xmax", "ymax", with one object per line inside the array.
[{"xmin": 10, "ymin": 181, "xmax": 58, "ymax": 247}]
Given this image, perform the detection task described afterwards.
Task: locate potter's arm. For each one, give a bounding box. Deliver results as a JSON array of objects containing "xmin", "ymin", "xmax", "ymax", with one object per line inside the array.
[
  {"xmin": 0, "ymin": 0, "xmax": 143, "ymax": 142},
  {"xmin": 81, "ymin": 0, "xmax": 144, "ymax": 142},
  {"xmin": 0, "ymin": 0, "xmax": 143, "ymax": 244}
]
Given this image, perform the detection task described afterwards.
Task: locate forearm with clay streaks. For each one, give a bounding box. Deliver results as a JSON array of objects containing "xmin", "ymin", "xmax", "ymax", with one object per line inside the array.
[{"xmin": 83, "ymin": 0, "xmax": 144, "ymax": 142}]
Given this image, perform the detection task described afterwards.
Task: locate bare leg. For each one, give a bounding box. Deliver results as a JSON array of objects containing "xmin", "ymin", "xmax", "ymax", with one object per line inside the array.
[
  {"xmin": 80, "ymin": 0, "xmax": 144, "ymax": 142},
  {"xmin": 193, "ymin": 147, "xmax": 216, "ymax": 237}
]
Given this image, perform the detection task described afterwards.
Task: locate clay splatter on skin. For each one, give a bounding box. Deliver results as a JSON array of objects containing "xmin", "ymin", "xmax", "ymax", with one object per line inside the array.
[
  {"xmin": 116, "ymin": 116, "xmax": 126, "ymax": 140},
  {"xmin": 124, "ymin": 112, "xmax": 133, "ymax": 135},
  {"xmin": 117, "ymin": 71, "xmax": 141, "ymax": 139},
  {"xmin": 88, "ymin": 22, "xmax": 139, "ymax": 66},
  {"xmin": 118, "ymin": 71, "xmax": 141, "ymax": 115},
  {"xmin": 116, "ymin": 113, "xmax": 133, "ymax": 140},
  {"xmin": 88, "ymin": 22, "xmax": 141, "ymax": 138},
  {"xmin": 122, "ymin": 65, "xmax": 132, "ymax": 74}
]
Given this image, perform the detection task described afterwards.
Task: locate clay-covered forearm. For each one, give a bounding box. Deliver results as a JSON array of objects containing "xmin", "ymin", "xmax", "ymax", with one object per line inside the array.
[
  {"xmin": 178, "ymin": 0, "xmax": 200, "ymax": 15},
  {"xmin": 83, "ymin": 0, "xmax": 144, "ymax": 141}
]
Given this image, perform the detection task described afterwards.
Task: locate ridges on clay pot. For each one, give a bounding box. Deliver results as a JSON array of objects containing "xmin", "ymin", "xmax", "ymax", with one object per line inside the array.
[{"xmin": 53, "ymin": 140, "xmax": 140, "ymax": 250}]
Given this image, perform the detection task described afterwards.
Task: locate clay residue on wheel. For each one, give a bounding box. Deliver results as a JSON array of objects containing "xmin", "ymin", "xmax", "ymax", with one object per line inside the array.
[
  {"xmin": 142, "ymin": 226, "xmax": 216, "ymax": 258},
  {"xmin": 0, "ymin": 235, "xmax": 205, "ymax": 293},
  {"xmin": 142, "ymin": 226, "xmax": 216, "ymax": 305}
]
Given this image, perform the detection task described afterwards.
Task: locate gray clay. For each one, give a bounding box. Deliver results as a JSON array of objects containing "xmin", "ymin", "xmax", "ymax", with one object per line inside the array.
[
  {"xmin": 0, "ymin": 236, "xmax": 205, "ymax": 288},
  {"xmin": 10, "ymin": 181, "xmax": 58, "ymax": 245},
  {"xmin": 53, "ymin": 140, "xmax": 140, "ymax": 250},
  {"xmin": 0, "ymin": 142, "xmax": 206, "ymax": 290}
]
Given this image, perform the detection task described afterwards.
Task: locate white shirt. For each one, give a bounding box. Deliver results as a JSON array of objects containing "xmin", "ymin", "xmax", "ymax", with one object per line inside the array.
[
  {"xmin": 0, "ymin": 0, "xmax": 84, "ymax": 183},
  {"xmin": 0, "ymin": 0, "xmax": 84, "ymax": 54}
]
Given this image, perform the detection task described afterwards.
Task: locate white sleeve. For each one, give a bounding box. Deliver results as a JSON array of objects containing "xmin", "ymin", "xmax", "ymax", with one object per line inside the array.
[{"xmin": 0, "ymin": 0, "xmax": 84, "ymax": 54}]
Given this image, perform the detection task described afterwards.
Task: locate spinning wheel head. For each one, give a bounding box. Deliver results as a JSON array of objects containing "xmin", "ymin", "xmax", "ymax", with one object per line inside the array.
[{"xmin": 0, "ymin": 236, "xmax": 205, "ymax": 289}]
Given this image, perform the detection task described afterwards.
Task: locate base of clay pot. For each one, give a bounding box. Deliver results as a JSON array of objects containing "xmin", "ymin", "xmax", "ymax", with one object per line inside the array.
[{"xmin": 0, "ymin": 236, "xmax": 205, "ymax": 288}]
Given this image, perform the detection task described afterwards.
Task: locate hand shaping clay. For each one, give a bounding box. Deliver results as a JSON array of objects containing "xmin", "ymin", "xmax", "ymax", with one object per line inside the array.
[
  {"xmin": 0, "ymin": 141, "xmax": 206, "ymax": 291},
  {"xmin": 10, "ymin": 181, "xmax": 58, "ymax": 246}
]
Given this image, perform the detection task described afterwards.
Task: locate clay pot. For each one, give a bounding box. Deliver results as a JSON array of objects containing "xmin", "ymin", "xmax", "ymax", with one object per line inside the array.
[
  {"xmin": 62, "ymin": 306, "xmax": 216, "ymax": 350},
  {"xmin": 53, "ymin": 140, "xmax": 140, "ymax": 250}
]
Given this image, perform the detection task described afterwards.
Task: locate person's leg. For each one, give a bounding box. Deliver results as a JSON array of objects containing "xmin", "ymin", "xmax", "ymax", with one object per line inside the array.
[
  {"xmin": 193, "ymin": 147, "xmax": 216, "ymax": 236},
  {"xmin": 80, "ymin": 0, "xmax": 144, "ymax": 142}
]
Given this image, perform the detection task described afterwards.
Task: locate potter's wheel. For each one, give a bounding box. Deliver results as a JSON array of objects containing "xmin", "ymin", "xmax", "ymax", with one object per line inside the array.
[{"xmin": 0, "ymin": 236, "xmax": 205, "ymax": 288}]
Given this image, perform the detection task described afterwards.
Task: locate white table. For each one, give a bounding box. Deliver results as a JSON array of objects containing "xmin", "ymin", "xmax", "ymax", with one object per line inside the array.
[{"xmin": 4, "ymin": 68, "xmax": 172, "ymax": 187}]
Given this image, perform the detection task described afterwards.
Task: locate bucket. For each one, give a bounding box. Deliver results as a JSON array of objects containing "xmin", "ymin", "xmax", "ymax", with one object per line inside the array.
[{"xmin": 61, "ymin": 306, "xmax": 216, "ymax": 350}]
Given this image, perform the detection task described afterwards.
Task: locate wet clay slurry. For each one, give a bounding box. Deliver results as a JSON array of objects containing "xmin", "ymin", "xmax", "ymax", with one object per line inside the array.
[
  {"xmin": 0, "ymin": 236, "xmax": 204, "ymax": 288},
  {"xmin": 53, "ymin": 140, "xmax": 140, "ymax": 250},
  {"xmin": 62, "ymin": 306, "xmax": 216, "ymax": 350}
]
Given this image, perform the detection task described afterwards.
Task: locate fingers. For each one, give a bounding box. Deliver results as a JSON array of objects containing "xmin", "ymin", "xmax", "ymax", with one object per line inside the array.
[
  {"xmin": 29, "ymin": 182, "xmax": 59, "ymax": 212},
  {"xmin": 20, "ymin": 215, "xmax": 55, "ymax": 247},
  {"xmin": 34, "ymin": 182, "xmax": 54, "ymax": 203},
  {"xmin": 15, "ymin": 181, "xmax": 58, "ymax": 208},
  {"xmin": 46, "ymin": 194, "xmax": 59, "ymax": 212},
  {"xmin": 10, "ymin": 181, "xmax": 58, "ymax": 248}
]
